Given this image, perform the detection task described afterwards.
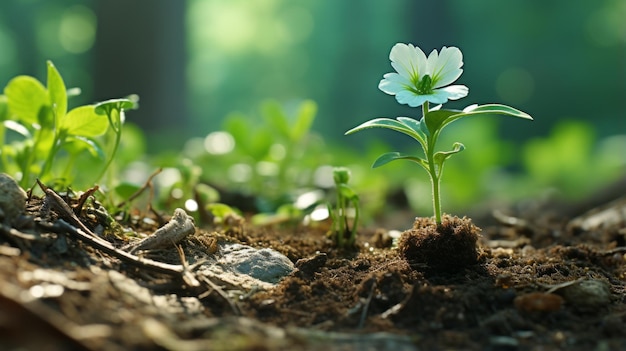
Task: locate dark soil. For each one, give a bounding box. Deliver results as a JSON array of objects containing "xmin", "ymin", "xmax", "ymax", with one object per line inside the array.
[{"xmin": 1, "ymin": 182, "xmax": 626, "ymax": 351}]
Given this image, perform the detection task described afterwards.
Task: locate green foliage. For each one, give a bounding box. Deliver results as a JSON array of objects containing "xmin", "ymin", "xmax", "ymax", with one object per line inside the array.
[
  {"xmin": 328, "ymin": 167, "xmax": 359, "ymax": 248},
  {"xmin": 0, "ymin": 61, "xmax": 137, "ymax": 189},
  {"xmin": 521, "ymin": 121, "xmax": 624, "ymax": 199},
  {"xmin": 347, "ymin": 102, "xmax": 532, "ymax": 223},
  {"xmin": 204, "ymin": 99, "xmax": 324, "ymax": 212}
]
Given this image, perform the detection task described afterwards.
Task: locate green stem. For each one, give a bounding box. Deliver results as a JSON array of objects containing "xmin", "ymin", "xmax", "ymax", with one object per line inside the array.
[
  {"xmin": 96, "ymin": 109, "xmax": 122, "ymax": 184},
  {"xmin": 423, "ymin": 102, "xmax": 442, "ymax": 224},
  {"xmin": 349, "ymin": 196, "xmax": 359, "ymax": 246},
  {"xmin": 337, "ymin": 190, "xmax": 345, "ymax": 247},
  {"xmin": 428, "ymin": 164, "xmax": 442, "ymax": 224}
]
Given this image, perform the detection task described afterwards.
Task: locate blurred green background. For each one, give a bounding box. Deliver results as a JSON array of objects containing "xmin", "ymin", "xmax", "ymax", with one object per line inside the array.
[{"xmin": 1, "ymin": 0, "xmax": 624, "ymax": 217}]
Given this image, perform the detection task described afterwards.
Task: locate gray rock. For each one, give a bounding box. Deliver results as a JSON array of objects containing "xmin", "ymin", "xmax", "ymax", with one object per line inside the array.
[
  {"xmin": 195, "ymin": 243, "xmax": 294, "ymax": 290},
  {"xmin": 560, "ymin": 279, "xmax": 611, "ymax": 311},
  {"xmin": 219, "ymin": 243, "xmax": 294, "ymax": 284},
  {"xmin": 0, "ymin": 173, "xmax": 27, "ymax": 226}
]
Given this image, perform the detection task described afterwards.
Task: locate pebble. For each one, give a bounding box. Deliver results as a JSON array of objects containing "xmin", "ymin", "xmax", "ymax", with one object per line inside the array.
[
  {"xmin": 0, "ymin": 173, "xmax": 27, "ymax": 226},
  {"xmin": 514, "ymin": 292, "xmax": 563, "ymax": 313},
  {"xmin": 560, "ymin": 279, "xmax": 611, "ymax": 311},
  {"xmin": 217, "ymin": 243, "xmax": 294, "ymax": 284}
]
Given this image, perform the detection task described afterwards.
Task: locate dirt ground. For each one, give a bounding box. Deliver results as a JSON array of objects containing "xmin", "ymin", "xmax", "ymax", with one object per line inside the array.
[{"xmin": 1, "ymin": 180, "xmax": 625, "ymax": 351}]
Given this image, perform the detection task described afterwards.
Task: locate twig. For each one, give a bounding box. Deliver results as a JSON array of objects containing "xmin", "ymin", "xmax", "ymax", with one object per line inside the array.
[
  {"xmin": 38, "ymin": 180, "xmax": 203, "ymax": 287},
  {"xmin": 197, "ymin": 276, "xmax": 242, "ymax": 316},
  {"xmin": 38, "ymin": 179, "xmax": 93, "ymax": 236},
  {"xmin": 74, "ymin": 185, "xmax": 100, "ymax": 216},
  {"xmin": 116, "ymin": 167, "xmax": 162, "ymax": 209},
  {"xmin": 46, "ymin": 220, "xmax": 199, "ymax": 287},
  {"xmin": 358, "ymin": 279, "xmax": 376, "ymax": 329}
]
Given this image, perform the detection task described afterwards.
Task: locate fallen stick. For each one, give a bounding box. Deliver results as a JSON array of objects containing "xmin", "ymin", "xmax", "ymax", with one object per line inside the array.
[{"xmin": 46, "ymin": 220, "xmax": 200, "ymax": 287}]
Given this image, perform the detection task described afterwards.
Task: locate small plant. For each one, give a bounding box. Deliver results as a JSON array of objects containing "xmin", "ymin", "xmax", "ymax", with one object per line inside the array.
[
  {"xmin": 327, "ymin": 167, "xmax": 360, "ymax": 248},
  {"xmin": 346, "ymin": 43, "xmax": 532, "ymax": 223},
  {"xmin": 0, "ymin": 61, "xmax": 137, "ymax": 189},
  {"xmin": 93, "ymin": 96, "xmax": 139, "ymax": 185}
]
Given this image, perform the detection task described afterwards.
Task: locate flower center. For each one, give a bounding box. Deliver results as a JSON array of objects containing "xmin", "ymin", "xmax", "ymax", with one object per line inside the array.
[{"xmin": 416, "ymin": 74, "xmax": 433, "ymax": 95}]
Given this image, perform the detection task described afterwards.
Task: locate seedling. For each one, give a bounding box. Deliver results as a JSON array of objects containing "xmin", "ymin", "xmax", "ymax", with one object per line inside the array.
[
  {"xmin": 346, "ymin": 43, "xmax": 532, "ymax": 223},
  {"xmin": 328, "ymin": 167, "xmax": 360, "ymax": 248},
  {"xmin": 94, "ymin": 96, "xmax": 139, "ymax": 184},
  {"xmin": 0, "ymin": 61, "xmax": 136, "ymax": 189}
]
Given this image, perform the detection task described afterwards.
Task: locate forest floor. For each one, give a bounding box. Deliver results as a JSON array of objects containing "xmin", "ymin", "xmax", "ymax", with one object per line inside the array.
[{"xmin": 1, "ymin": 178, "xmax": 625, "ymax": 351}]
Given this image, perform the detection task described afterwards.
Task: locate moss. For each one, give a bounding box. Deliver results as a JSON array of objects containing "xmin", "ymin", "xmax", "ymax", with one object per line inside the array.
[{"xmin": 398, "ymin": 214, "xmax": 480, "ymax": 272}]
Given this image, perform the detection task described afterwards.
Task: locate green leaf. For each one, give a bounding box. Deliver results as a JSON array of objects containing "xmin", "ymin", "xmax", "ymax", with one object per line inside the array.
[
  {"xmin": 94, "ymin": 98, "xmax": 137, "ymax": 115},
  {"xmin": 47, "ymin": 61, "xmax": 67, "ymax": 121},
  {"xmin": 114, "ymin": 182, "xmax": 142, "ymax": 199},
  {"xmin": 262, "ymin": 100, "xmax": 290, "ymax": 139},
  {"xmin": 424, "ymin": 109, "xmax": 458, "ymax": 136},
  {"xmin": 338, "ymin": 183, "xmax": 358, "ymax": 200},
  {"xmin": 291, "ymin": 100, "xmax": 317, "ymax": 141},
  {"xmin": 60, "ymin": 105, "xmax": 109, "ymax": 137},
  {"xmin": 206, "ymin": 203, "xmax": 240, "ymax": 218},
  {"xmin": 224, "ymin": 114, "xmax": 272, "ymax": 160},
  {"xmin": 195, "ymin": 183, "xmax": 220, "ymax": 203},
  {"xmin": 62, "ymin": 136, "xmax": 105, "ymax": 159},
  {"xmin": 346, "ymin": 118, "xmax": 426, "ymax": 146},
  {"xmin": 4, "ymin": 76, "xmax": 48, "ymax": 125},
  {"xmin": 427, "ymin": 104, "xmax": 533, "ymax": 139},
  {"xmin": 397, "ymin": 116, "xmax": 429, "ymax": 139},
  {"xmin": 333, "ymin": 167, "xmax": 351, "ymax": 185},
  {"xmin": 433, "ymin": 142, "xmax": 465, "ymax": 167},
  {"xmin": 372, "ymin": 151, "xmax": 428, "ymax": 170}
]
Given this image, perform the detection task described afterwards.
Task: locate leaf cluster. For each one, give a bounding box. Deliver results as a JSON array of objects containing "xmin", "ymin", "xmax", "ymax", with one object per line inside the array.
[{"xmin": 0, "ymin": 61, "xmax": 137, "ymax": 189}]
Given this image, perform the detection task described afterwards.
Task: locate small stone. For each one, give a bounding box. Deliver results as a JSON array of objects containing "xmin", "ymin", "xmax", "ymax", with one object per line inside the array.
[
  {"xmin": 0, "ymin": 173, "xmax": 27, "ymax": 226},
  {"xmin": 514, "ymin": 292, "xmax": 563, "ymax": 313},
  {"xmin": 560, "ymin": 279, "xmax": 611, "ymax": 311},
  {"xmin": 218, "ymin": 243, "xmax": 294, "ymax": 284}
]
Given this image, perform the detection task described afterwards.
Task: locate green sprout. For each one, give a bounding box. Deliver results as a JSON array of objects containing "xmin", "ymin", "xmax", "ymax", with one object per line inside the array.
[
  {"xmin": 328, "ymin": 167, "xmax": 360, "ymax": 248},
  {"xmin": 0, "ymin": 61, "xmax": 137, "ymax": 188},
  {"xmin": 94, "ymin": 96, "xmax": 139, "ymax": 184},
  {"xmin": 346, "ymin": 43, "xmax": 532, "ymax": 224}
]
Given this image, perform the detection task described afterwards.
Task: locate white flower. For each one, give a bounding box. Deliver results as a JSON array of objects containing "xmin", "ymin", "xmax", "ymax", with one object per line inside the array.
[{"xmin": 378, "ymin": 43, "xmax": 469, "ymax": 107}]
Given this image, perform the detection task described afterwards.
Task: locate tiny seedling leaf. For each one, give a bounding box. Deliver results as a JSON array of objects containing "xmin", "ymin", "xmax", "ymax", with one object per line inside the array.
[
  {"xmin": 338, "ymin": 183, "xmax": 358, "ymax": 200},
  {"xmin": 433, "ymin": 142, "xmax": 465, "ymax": 168},
  {"xmin": 94, "ymin": 98, "xmax": 137, "ymax": 115}
]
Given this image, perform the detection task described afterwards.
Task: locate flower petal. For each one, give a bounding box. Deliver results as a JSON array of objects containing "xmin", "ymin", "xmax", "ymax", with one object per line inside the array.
[
  {"xmin": 430, "ymin": 46, "xmax": 464, "ymax": 88},
  {"xmin": 438, "ymin": 84, "xmax": 469, "ymax": 100},
  {"xmin": 424, "ymin": 90, "xmax": 450, "ymax": 104},
  {"xmin": 389, "ymin": 43, "xmax": 427, "ymax": 83},
  {"xmin": 379, "ymin": 72, "xmax": 411, "ymax": 95},
  {"xmin": 395, "ymin": 90, "xmax": 428, "ymax": 107}
]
